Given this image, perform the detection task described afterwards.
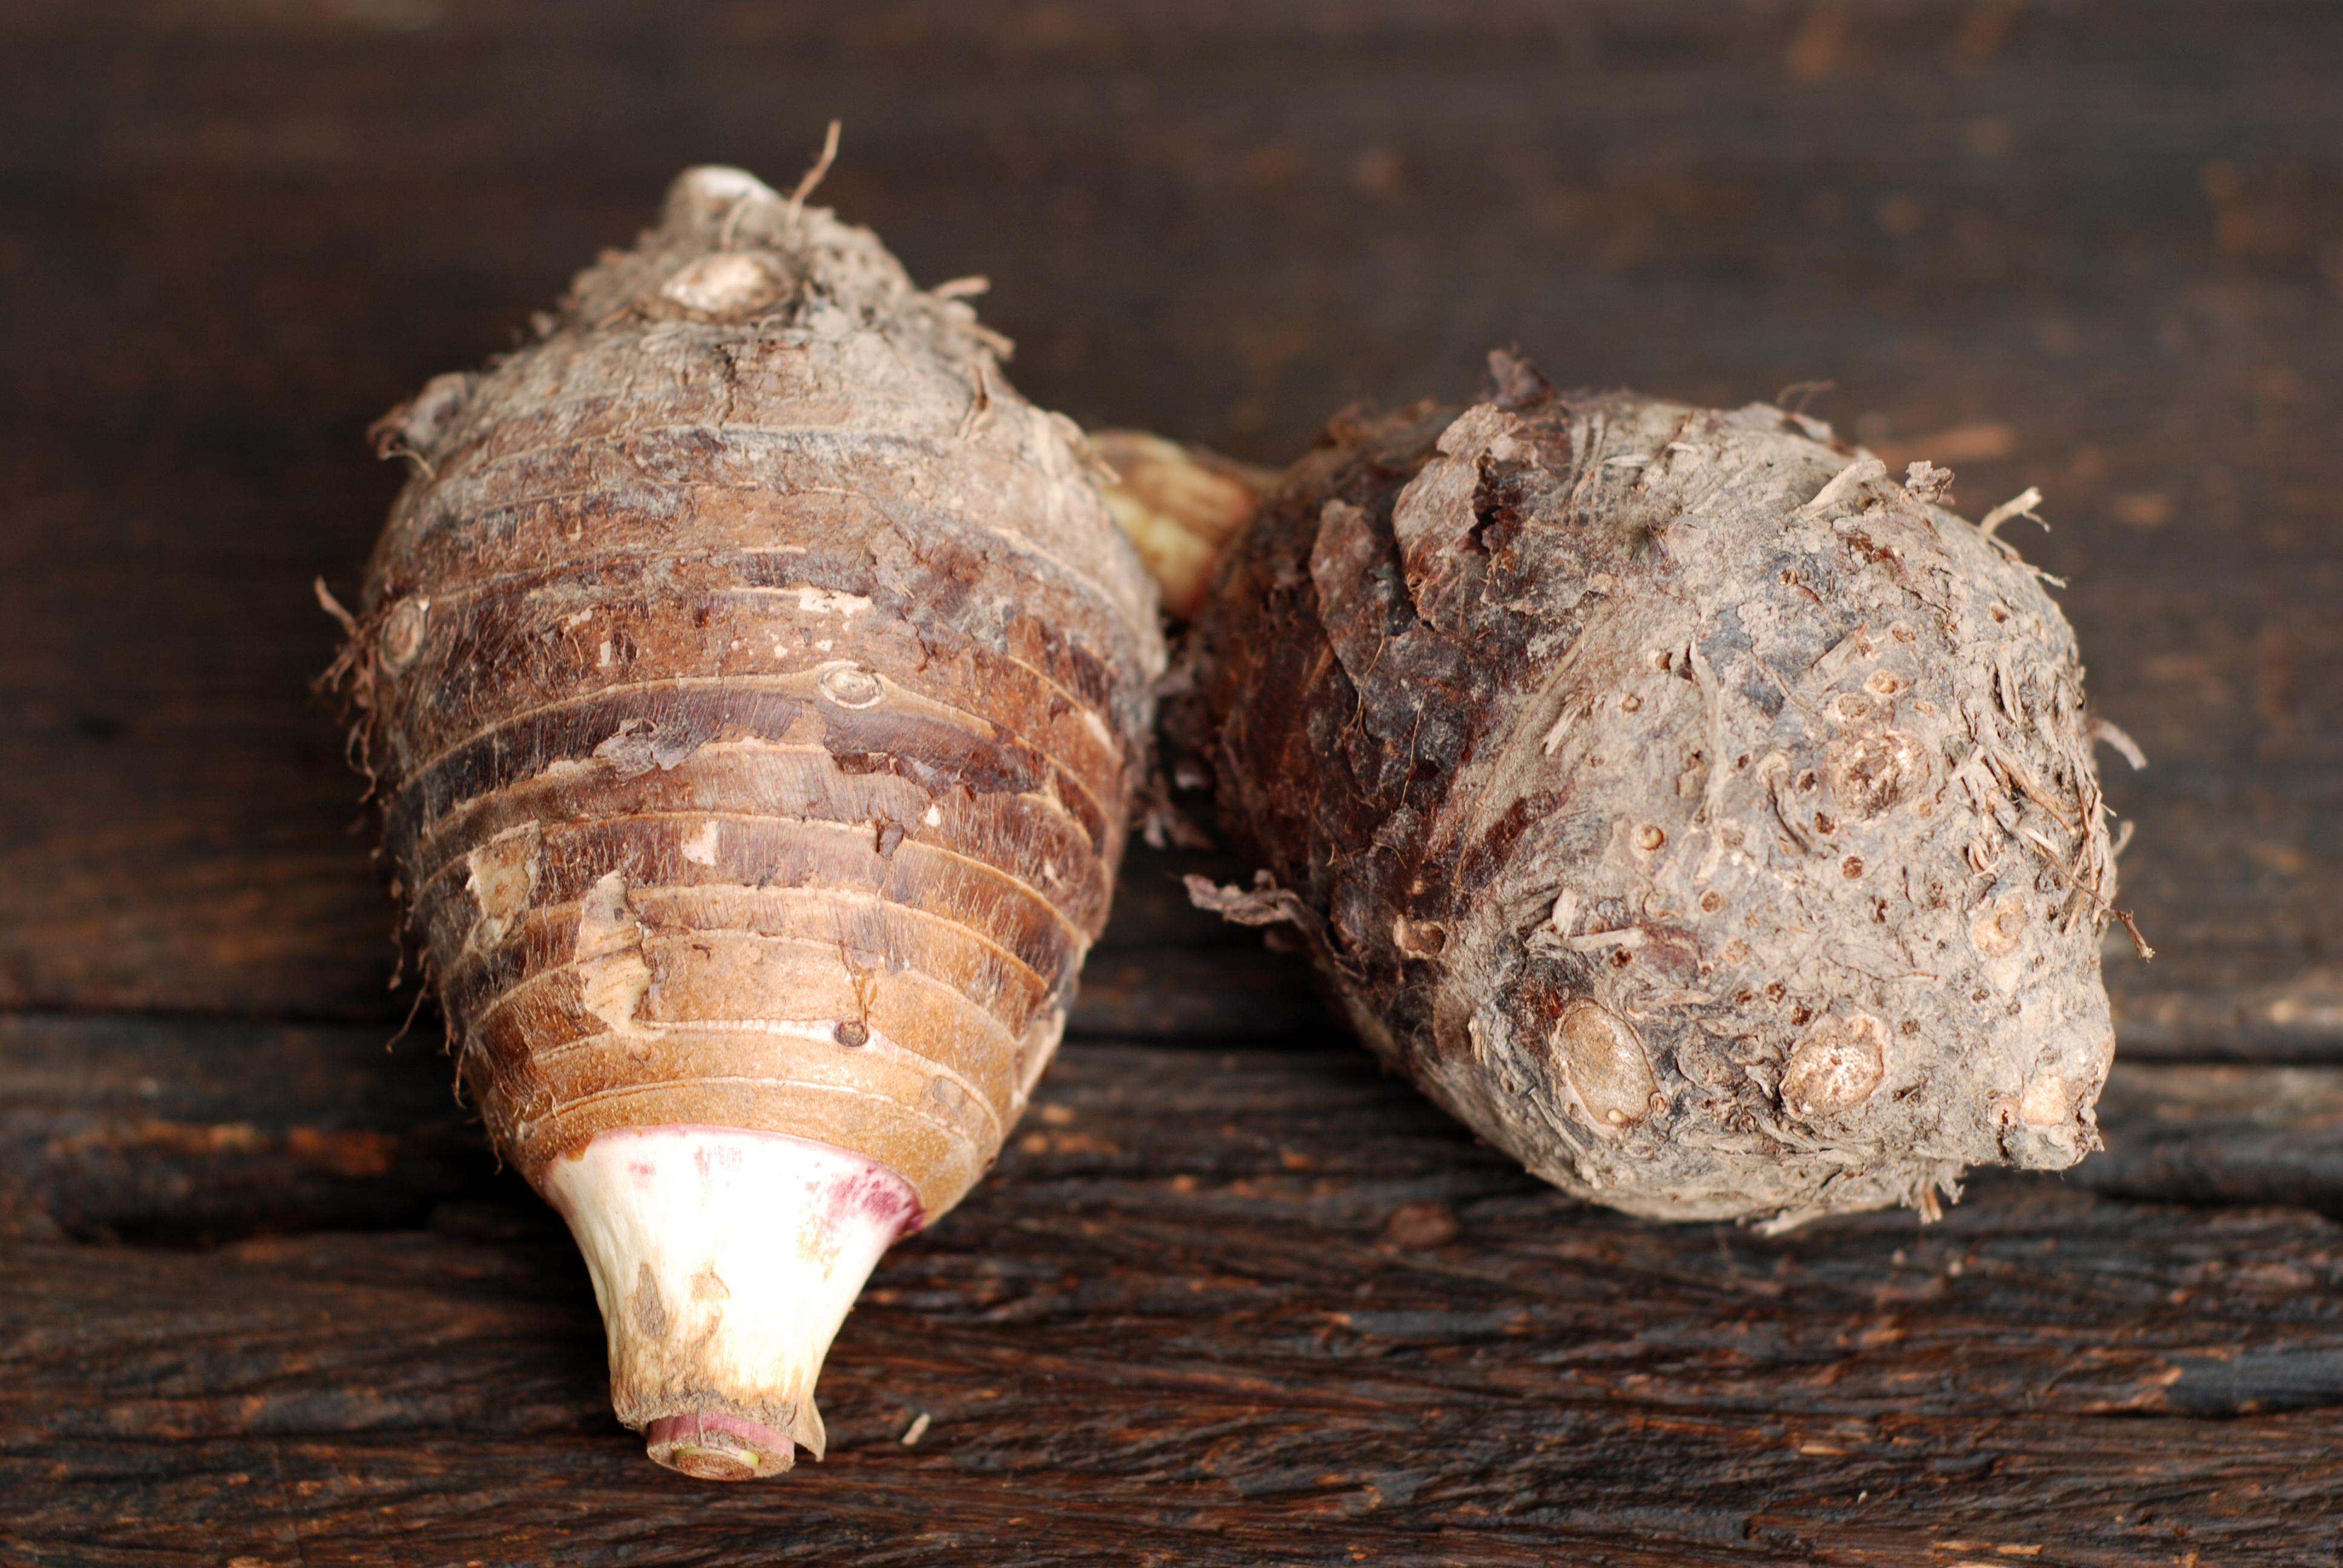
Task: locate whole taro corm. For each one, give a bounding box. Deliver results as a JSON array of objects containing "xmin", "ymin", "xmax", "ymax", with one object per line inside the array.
[
  {"xmin": 332, "ymin": 162, "xmax": 1161, "ymax": 1479},
  {"xmin": 1172, "ymin": 354, "xmax": 2138, "ymax": 1229}
]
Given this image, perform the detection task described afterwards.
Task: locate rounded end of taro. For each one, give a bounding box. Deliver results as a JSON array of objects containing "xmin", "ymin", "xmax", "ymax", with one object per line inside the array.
[{"xmin": 646, "ymin": 1411, "xmax": 798, "ymax": 1482}]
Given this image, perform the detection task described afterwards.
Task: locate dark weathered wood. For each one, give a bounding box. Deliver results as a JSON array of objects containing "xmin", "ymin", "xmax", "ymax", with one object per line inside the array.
[
  {"xmin": 8, "ymin": 1039, "xmax": 2343, "ymax": 1565},
  {"xmin": 2, "ymin": 4, "xmax": 2340, "ymax": 1558},
  {"xmin": 13, "ymin": 1011, "xmax": 2343, "ymax": 1249},
  {"xmin": 0, "ymin": 0, "xmax": 2336, "ymax": 1050},
  {"xmin": 2079, "ymin": 1060, "xmax": 2343, "ymax": 1218},
  {"xmin": 1075, "ymin": 847, "xmax": 1335, "ymax": 1042},
  {"xmin": 0, "ymin": 1014, "xmax": 487, "ymax": 1245}
]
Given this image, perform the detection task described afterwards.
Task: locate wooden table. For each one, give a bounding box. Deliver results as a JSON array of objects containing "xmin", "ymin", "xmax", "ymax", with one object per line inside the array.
[{"xmin": 5, "ymin": 4, "xmax": 2339, "ymax": 1561}]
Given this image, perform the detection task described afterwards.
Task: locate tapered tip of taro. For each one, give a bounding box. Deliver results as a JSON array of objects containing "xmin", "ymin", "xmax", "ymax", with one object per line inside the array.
[
  {"xmin": 543, "ymin": 1126, "xmax": 913, "ymax": 1483},
  {"xmin": 646, "ymin": 1411, "xmax": 799, "ymax": 1481}
]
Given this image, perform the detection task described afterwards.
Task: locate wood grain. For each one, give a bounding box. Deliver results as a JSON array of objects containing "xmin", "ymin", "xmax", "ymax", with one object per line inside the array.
[
  {"xmin": 0, "ymin": 1014, "xmax": 484, "ymax": 1246},
  {"xmin": 0, "ymin": 0, "xmax": 2335, "ymax": 1049},
  {"xmin": 2, "ymin": 4, "xmax": 2339, "ymax": 1558},
  {"xmin": 16, "ymin": 1013, "xmax": 2343, "ymax": 1251},
  {"xmin": 9, "ymin": 1032, "xmax": 2343, "ymax": 1564}
]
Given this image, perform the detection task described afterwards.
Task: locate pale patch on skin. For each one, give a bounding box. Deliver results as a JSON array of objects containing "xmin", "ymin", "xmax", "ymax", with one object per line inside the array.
[
  {"xmin": 1973, "ymin": 895, "xmax": 2029, "ymax": 955},
  {"xmin": 2020, "ymin": 1071, "xmax": 2074, "ymax": 1126},
  {"xmin": 816, "ymin": 663, "xmax": 885, "ymax": 709},
  {"xmin": 1782, "ymin": 1014, "xmax": 1888, "ymax": 1120},
  {"xmin": 464, "ymin": 822, "xmax": 542, "ymax": 949},
  {"xmin": 794, "ymin": 585, "xmax": 873, "ymax": 618},
  {"xmin": 379, "ymin": 596, "xmax": 430, "ymax": 671},
  {"xmin": 680, "ymin": 820, "xmax": 721, "ymax": 867},
  {"xmin": 577, "ymin": 870, "xmax": 654, "ymax": 1037},
  {"xmin": 661, "ymin": 252, "xmax": 785, "ymax": 316},
  {"xmin": 675, "ymin": 165, "xmax": 781, "ymax": 204},
  {"xmin": 1551, "ymin": 1001, "xmax": 1658, "ymax": 1135}
]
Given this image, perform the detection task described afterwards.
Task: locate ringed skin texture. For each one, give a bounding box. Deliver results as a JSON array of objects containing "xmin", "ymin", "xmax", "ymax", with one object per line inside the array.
[
  {"xmin": 1174, "ymin": 356, "xmax": 2125, "ymax": 1229},
  {"xmin": 334, "ymin": 166, "xmax": 1163, "ymax": 1476}
]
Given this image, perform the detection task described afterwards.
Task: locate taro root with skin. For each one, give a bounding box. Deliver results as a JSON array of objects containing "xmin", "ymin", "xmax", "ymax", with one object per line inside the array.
[
  {"xmin": 1088, "ymin": 429, "xmax": 1277, "ymax": 621},
  {"xmin": 1173, "ymin": 356, "xmax": 2134, "ymax": 1227},
  {"xmin": 332, "ymin": 164, "xmax": 1162, "ymax": 1478}
]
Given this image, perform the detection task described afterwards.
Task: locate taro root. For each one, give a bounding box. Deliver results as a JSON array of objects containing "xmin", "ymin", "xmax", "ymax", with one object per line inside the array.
[
  {"xmin": 1172, "ymin": 355, "xmax": 2135, "ymax": 1228},
  {"xmin": 1088, "ymin": 430, "xmax": 1276, "ymax": 620},
  {"xmin": 330, "ymin": 163, "xmax": 1161, "ymax": 1477}
]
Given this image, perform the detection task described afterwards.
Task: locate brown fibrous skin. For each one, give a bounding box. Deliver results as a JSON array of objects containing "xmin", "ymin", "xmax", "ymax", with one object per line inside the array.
[
  {"xmin": 335, "ymin": 166, "xmax": 1161, "ymax": 1331},
  {"xmin": 1173, "ymin": 358, "xmax": 2121, "ymax": 1227}
]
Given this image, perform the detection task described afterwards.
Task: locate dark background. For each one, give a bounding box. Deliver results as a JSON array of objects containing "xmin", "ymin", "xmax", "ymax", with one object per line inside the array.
[{"xmin": 5, "ymin": 4, "xmax": 2342, "ymax": 1563}]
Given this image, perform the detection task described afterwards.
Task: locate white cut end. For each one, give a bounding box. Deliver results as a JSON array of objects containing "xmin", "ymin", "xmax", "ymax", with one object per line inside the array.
[
  {"xmin": 661, "ymin": 252, "xmax": 784, "ymax": 315},
  {"xmin": 675, "ymin": 165, "xmax": 783, "ymax": 204},
  {"xmin": 542, "ymin": 1125, "xmax": 919, "ymax": 1481}
]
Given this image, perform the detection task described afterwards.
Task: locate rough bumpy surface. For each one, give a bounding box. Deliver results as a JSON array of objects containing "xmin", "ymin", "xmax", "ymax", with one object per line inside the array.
[
  {"xmin": 1175, "ymin": 364, "xmax": 2120, "ymax": 1226},
  {"xmin": 339, "ymin": 171, "xmax": 1161, "ymax": 1275}
]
